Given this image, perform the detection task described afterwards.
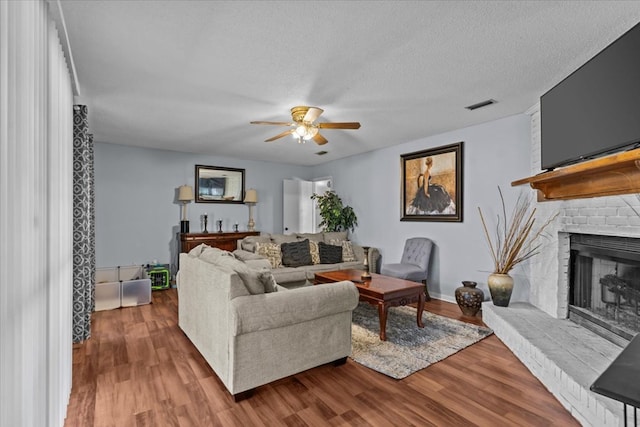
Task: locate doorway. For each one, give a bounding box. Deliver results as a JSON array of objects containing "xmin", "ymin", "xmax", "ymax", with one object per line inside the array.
[{"xmin": 282, "ymin": 177, "xmax": 332, "ymax": 234}]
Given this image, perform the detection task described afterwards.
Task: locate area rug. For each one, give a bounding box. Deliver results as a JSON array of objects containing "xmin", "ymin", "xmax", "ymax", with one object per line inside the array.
[{"xmin": 350, "ymin": 303, "xmax": 493, "ymax": 379}]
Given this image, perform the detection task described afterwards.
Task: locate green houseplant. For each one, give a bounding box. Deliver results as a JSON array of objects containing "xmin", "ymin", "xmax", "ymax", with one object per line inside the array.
[
  {"xmin": 478, "ymin": 187, "xmax": 557, "ymax": 306},
  {"xmin": 311, "ymin": 191, "xmax": 358, "ymax": 232}
]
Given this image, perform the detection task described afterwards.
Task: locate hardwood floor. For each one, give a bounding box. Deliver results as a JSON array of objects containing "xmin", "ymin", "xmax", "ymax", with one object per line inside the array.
[{"xmin": 64, "ymin": 289, "xmax": 579, "ymax": 426}]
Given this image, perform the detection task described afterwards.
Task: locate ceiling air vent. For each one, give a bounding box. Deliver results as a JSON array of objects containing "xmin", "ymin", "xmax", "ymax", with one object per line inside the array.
[
  {"xmin": 465, "ymin": 99, "xmax": 496, "ymax": 111},
  {"xmin": 315, "ymin": 151, "xmax": 328, "ymax": 156}
]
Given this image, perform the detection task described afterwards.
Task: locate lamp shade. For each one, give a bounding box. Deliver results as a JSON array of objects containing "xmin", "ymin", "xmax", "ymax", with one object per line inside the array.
[
  {"xmin": 178, "ymin": 185, "xmax": 194, "ymax": 202},
  {"xmin": 244, "ymin": 189, "xmax": 258, "ymax": 203}
]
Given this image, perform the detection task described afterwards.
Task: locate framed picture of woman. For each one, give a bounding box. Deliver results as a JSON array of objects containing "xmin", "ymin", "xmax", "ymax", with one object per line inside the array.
[{"xmin": 400, "ymin": 142, "xmax": 463, "ymax": 222}]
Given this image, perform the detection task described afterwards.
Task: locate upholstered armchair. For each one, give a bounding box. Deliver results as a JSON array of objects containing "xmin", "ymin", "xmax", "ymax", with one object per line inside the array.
[{"xmin": 380, "ymin": 237, "xmax": 434, "ymax": 300}]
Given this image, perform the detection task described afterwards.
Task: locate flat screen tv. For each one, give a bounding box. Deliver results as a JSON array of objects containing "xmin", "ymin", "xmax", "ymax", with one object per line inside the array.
[{"xmin": 540, "ymin": 22, "xmax": 640, "ymax": 171}]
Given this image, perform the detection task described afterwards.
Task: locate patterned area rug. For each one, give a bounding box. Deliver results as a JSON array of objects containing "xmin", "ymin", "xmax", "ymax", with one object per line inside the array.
[{"xmin": 350, "ymin": 303, "xmax": 493, "ymax": 379}]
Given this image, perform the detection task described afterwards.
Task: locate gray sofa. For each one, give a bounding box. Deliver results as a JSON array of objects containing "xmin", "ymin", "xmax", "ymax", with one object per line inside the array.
[
  {"xmin": 233, "ymin": 231, "xmax": 381, "ymax": 288},
  {"xmin": 177, "ymin": 246, "xmax": 359, "ymax": 400}
]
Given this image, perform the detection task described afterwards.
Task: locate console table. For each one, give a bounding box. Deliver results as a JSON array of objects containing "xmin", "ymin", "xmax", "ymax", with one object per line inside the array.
[
  {"xmin": 591, "ymin": 333, "xmax": 640, "ymax": 426},
  {"xmin": 180, "ymin": 231, "xmax": 260, "ymax": 253}
]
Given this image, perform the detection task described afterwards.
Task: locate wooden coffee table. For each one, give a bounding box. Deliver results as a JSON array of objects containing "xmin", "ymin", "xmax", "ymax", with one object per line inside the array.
[{"xmin": 314, "ymin": 269, "xmax": 425, "ymax": 341}]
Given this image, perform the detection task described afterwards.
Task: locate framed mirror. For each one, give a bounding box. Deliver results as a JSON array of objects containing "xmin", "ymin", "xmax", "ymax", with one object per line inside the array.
[{"xmin": 195, "ymin": 165, "xmax": 245, "ymax": 204}]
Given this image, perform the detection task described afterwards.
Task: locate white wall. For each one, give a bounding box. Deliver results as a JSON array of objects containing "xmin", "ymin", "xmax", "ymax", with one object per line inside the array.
[
  {"xmin": 0, "ymin": 1, "xmax": 74, "ymax": 426},
  {"xmin": 94, "ymin": 143, "xmax": 312, "ymax": 272},
  {"xmin": 313, "ymin": 114, "xmax": 532, "ymax": 302}
]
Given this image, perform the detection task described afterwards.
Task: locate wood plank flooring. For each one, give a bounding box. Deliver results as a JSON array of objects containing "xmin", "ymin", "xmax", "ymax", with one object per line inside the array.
[{"xmin": 64, "ymin": 289, "xmax": 579, "ymax": 426}]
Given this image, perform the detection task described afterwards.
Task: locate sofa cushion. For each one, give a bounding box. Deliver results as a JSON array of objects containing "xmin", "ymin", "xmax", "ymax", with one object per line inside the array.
[
  {"xmin": 240, "ymin": 235, "xmax": 271, "ymax": 252},
  {"xmin": 323, "ymin": 231, "xmax": 348, "ymax": 243},
  {"xmin": 280, "ymin": 239, "xmax": 313, "ymax": 267},
  {"xmin": 296, "ymin": 232, "xmax": 324, "ymax": 242},
  {"xmin": 255, "ymin": 242, "xmax": 282, "ymax": 268},
  {"xmin": 188, "ymin": 243, "xmax": 209, "ymax": 258},
  {"xmin": 270, "ymin": 234, "xmax": 299, "ymax": 245},
  {"xmin": 318, "ymin": 242, "xmax": 343, "ymax": 264},
  {"xmin": 199, "ymin": 246, "xmax": 232, "ymax": 264},
  {"xmin": 309, "ymin": 240, "xmax": 321, "ymax": 264}
]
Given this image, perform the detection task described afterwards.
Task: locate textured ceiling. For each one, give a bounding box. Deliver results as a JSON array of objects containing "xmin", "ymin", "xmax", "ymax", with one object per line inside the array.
[{"xmin": 58, "ymin": 1, "xmax": 640, "ymax": 166}]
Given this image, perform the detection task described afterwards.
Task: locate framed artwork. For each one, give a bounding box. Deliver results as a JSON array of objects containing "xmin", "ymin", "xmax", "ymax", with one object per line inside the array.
[
  {"xmin": 400, "ymin": 142, "xmax": 463, "ymax": 222},
  {"xmin": 195, "ymin": 165, "xmax": 245, "ymax": 204}
]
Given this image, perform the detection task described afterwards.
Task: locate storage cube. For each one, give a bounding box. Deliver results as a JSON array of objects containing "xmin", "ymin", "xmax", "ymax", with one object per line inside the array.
[
  {"xmin": 95, "ymin": 281, "xmax": 121, "ymax": 311},
  {"xmin": 121, "ymin": 278, "xmax": 151, "ymax": 307}
]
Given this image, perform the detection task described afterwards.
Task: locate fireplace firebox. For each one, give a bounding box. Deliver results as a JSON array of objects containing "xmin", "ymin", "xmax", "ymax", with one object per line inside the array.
[{"xmin": 569, "ymin": 234, "xmax": 640, "ymax": 346}]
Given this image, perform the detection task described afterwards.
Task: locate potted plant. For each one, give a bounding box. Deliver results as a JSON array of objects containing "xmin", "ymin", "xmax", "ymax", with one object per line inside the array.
[
  {"xmin": 311, "ymin": 191, "xmax": 358, "ymax": 232},
  {"xmin": 478, "ymin": 187, "xmax": 557, "ymax": 306}
]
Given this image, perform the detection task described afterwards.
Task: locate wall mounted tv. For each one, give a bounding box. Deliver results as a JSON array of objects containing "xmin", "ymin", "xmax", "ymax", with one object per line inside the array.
[{"xmin": 540, "ymin": 22, "xmax": 640, "ymax": 171}]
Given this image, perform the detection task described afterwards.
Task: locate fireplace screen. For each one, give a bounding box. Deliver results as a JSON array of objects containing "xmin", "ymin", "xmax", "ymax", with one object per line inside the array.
[{"xmin": 569, "ymin": 234, "xmax": 640, "ymax": 344}]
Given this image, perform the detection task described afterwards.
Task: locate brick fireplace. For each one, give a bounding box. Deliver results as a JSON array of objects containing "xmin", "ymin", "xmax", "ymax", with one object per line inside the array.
[{"xmin": 483, "ymin": 105, "xmax": 640, "ymax": 427}]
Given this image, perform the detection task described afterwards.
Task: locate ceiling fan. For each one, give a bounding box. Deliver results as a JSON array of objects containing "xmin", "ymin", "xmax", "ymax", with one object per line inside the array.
[{"xmin": 250, "ymin": 106, "xmax": 360, "ymax": 145}]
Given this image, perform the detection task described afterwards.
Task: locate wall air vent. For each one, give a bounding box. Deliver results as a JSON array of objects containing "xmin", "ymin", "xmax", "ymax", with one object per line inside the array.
[
  {"xmin": 465, "ymin": 99, "xmax": 497, "ymax": 111},
  {"xmin": 315, "ymin": 151, "xmax": 328, "ymax": 156}
]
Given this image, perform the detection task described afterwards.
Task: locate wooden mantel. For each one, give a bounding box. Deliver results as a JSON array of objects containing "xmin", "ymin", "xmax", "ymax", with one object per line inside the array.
[{"xmin": 511, "ymin": 148, "xmax": 640, "ymax": 201}]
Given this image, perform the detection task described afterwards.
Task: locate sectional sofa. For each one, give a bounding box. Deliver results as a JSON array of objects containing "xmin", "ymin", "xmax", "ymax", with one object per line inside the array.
[{"xmin": 233, "ymin": 231, "xmax": 381, "ymax": 288}]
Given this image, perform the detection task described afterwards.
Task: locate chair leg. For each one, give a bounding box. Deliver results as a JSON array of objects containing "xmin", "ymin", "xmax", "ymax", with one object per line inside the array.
[{"xmin": 422, "ymin": 280, "xmax": 431, "ymax": 301}]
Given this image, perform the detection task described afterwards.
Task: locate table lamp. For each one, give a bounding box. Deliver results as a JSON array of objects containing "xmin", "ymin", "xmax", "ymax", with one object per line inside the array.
[
  {"xmin": 178, "ymin": 185, "xmax": 194, "ymax": 233},
  {"xmin": 244, "ymin": 189, "xmax": 257, "ymax": 232}
]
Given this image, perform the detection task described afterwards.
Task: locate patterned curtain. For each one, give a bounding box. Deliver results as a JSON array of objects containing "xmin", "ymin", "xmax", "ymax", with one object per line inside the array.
[{"xmin": 72, "ymin": 105, "xmax": 95, "ymax": 343}]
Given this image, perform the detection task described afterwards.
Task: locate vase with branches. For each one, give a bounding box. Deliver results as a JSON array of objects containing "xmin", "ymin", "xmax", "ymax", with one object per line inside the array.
[
  {"xmin": 478, "ymin": 187, "xmax": 558, "ymax": 306},
  {"xmin": 311, "ymin": 191, "xmax": 358, "ymax": 233}
]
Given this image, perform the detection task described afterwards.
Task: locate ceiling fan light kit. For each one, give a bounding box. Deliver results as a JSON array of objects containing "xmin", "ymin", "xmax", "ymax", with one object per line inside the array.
[{"xmin": 251, "ymin": 105, "xmax": 360, "ymax": 146}]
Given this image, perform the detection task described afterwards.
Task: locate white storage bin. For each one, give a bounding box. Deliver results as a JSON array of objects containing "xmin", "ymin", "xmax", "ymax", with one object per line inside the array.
[
  {"xmin": 95, "ymin": 281, "xmax": 121, "ymax": 311},
  {"xmin": 122, "ymin": 278, "xmax": 151, "ymax": 307}
]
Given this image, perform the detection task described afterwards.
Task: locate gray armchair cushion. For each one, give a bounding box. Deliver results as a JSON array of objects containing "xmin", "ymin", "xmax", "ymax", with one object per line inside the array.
[
  {"xmin": 381, "ymin": 237, "xmax": 433, "ymax": 282},
  {"xmin": 380, "ymin": 264, "xmax": 425, "ymax": 282}
]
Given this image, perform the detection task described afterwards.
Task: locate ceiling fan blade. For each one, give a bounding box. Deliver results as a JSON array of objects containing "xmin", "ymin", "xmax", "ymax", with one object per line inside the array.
[
  {"xmin": 318, "ymin": 122, "xmax": 361, "ymax": 129},
  {"xmin": 303, "ymin": 107, "xmax": 324, "ymax": 123},
  {"xmin": 265, "ymin": 129, "xmax": 294, "ymax": 142},
  {"xmin": 250, "ymin": 121, "xmax": 293, "ymax": 126},
  {"xmin": 313, "ymin": 133, "xmax": 328, "ymax": 145}
]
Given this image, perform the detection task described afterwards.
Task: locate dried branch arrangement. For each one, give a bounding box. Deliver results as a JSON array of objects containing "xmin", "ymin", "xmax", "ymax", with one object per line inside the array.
[{"xmin": 478, "ymin": 187, "xmax": 558, "ymax": 274}]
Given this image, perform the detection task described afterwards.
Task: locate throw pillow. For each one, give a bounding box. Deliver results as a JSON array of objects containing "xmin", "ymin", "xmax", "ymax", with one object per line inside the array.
[
  {"xmin": 255, "ymin": 242, "xmax": 282, "ymax": 268},
  {"xmin": 329, "ymin": 239, "xmax": 356, "ymax": 262},
  {"xmin": 214, "ymin": 255, "xmax": 265, "ymax": 295},
  {"xmin": 280, "ymin": 239, "xmax": 313, "ymax": 267},
  {"xmin": 261, "ymin": 271, "xmax": 278, "ymax": 293},
  {"xmin": 318, "ymin": 241, "xmax": 343, "ymax": 264},
  {"xmin": 309, "ymin": 240, "xmax": 321, "ymax": 264}
]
